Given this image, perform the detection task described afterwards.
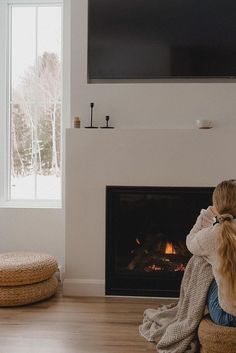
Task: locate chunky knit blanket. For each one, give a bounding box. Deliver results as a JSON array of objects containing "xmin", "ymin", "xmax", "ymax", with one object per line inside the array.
[{"xmin": 139, "ymin": 255, "xmax": 214, "ymax": 353}]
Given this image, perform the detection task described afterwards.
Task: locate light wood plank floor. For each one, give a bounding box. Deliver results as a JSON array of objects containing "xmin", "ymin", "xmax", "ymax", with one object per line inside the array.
[{"xmin": 0, "ymin": 293, "xmax": 176, "ymax": 353}]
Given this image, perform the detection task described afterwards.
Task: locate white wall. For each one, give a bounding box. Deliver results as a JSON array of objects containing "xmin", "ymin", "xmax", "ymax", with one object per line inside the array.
[
  {"xmin": 64, "ymin": 129, "xmax": 236, "ymax": 296},
  {"xmin": 1, "ymin": 0, "xmax": 236, "ymax": 283},
  {"xmin": 0, "ymin": 208, "xmax": 65, "ymax": 266},
  {"xmin": 63, "ymin": 1, "xmax": 236, "ymax": 296},
  {"xmin": 71, "ymin": 0, "xmax": 236, "ymax": 130}
]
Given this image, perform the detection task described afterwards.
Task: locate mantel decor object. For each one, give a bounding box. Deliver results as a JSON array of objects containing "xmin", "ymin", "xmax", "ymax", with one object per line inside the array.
[
  {"xmin": 100, "ymin": 116, "xmax": 114, "ymax": 129},
  {"xmin": 73, "ymin": 116, "xmax": 81, "ymax": 128},
  {"xmin": 85, "ymin": 102, "xmax": 98, "ymax": 128},
  {"xmin": 196, "ymin": 119, "xmax": 213, "ymax": 129}
]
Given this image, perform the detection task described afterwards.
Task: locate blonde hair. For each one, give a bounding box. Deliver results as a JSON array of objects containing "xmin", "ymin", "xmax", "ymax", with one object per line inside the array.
[{"xmin": 213, "ymin": 180, "xmax": 236, "ymax": 296}]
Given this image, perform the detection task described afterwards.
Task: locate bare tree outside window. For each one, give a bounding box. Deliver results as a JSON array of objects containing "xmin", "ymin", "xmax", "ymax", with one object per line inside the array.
[{"xmin": 10, "ymin": 6, "xmax": 62, "ymax": 200}]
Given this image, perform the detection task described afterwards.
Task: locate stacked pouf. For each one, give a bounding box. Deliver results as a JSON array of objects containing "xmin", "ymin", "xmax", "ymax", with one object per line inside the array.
[
  {"xmin": 0, "ymin": 252, "xmax": 58, "ymax": 307},
  {"xmin": 198, "ymin": 315, "xmax": 236, "ymax": 353}
]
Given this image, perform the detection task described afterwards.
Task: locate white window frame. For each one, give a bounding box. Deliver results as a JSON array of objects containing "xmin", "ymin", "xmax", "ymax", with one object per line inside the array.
[{"xmin": 0, "ymin": 0, "xmax": 70, "ymax": 208}]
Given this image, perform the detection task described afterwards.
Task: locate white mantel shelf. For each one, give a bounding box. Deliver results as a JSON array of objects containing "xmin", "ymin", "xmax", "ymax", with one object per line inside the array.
[{"xmin": 64, "ymin": 128, "xmax": 235, "ymax": 297}]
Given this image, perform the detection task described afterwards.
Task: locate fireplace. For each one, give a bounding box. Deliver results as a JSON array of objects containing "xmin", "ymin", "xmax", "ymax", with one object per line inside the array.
[{"xmin": 106, "ymin": 186, "xmax": 213, "ymax": 297}]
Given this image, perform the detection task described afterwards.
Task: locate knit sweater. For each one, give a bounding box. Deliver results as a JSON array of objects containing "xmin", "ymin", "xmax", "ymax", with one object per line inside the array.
[{"xmin": 186, "ymin": 206, "xmax": 236, "ymax": 316}]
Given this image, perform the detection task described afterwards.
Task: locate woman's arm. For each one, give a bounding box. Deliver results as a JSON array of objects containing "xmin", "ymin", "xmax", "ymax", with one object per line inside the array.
[{"xmin": 186, "ymin": 206, "xmax": 216, "ymax": 256}]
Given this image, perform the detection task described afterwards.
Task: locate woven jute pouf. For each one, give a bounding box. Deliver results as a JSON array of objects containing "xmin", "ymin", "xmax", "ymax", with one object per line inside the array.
[
  {"xmin": 0, "ymin": 275, "xmax": 58, "ymax": 307},
  {"xmin": 198, "ymin": 315, "xmax": 236, "ymax": 353},
  {"xmin": 0, "ymin": 252, "xmax": 58, "ymax": 286}
]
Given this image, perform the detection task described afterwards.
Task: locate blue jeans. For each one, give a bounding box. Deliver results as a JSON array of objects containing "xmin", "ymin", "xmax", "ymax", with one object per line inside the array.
[{"xmin": 207, "ymin": 279, "xmax": 236, "ymax": 327}]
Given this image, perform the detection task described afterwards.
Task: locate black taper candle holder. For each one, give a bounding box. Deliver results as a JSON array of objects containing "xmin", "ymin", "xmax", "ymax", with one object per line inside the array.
[
  {"xmin": 100, "ymin": 115, "xmax": 114, "ymax": 129},
  {"xmin": 85, "ymin": 102, "xmax": 98, "ymax": 128}
]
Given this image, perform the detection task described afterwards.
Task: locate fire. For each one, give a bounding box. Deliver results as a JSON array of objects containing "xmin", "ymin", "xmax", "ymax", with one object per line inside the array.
[
  {"xmin": 165, "ymin": 242, "xmax": 176, "ymax": 254},
  {"xmin": 145, "ymin": 264, "xmax": 162, "ymax": 272},
  {"xmin": 174, "ymin": 264, "xmax": 185, "ymax": 272},
  {"xmin": 136, "ymin": 238, "xmax": 141, "ymax": 245}
]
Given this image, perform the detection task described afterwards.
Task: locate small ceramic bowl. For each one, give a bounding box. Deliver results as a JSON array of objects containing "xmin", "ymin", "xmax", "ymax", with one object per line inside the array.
[{"xmin": 196, "ymin": 119, "xmax": 213, "ymax": 129}]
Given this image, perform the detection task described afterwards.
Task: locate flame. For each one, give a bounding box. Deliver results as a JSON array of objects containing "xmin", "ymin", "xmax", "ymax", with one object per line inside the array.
[
  {"xmin": 165, "ymin": 242, "xmax": 176, "ymax": 254},
  {"xmin": 136, "ymin": 238, "xmax": 141, "ymax": 245}
]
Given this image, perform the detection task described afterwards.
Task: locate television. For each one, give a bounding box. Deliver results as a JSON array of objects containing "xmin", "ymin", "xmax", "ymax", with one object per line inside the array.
[{"xmin": 88, "ymin": 0, "xmax": 236, "ymax": 81}]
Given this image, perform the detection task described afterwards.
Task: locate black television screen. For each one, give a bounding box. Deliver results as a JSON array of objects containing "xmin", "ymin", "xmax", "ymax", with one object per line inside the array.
[{"xmin": 88, "ymin": 0, "xmax": 236, "ymax": 80}]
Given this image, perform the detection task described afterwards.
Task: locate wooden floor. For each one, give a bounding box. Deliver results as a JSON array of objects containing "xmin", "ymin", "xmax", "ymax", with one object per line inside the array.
[{"xmin": 0, "ymin": 293, "xmax": 175, "ymax": 353}]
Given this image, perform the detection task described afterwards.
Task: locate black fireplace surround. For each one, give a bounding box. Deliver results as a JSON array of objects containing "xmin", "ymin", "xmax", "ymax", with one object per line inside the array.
[{"xmin": 106, "ymin": 186, "xmax": 214, "ymax": 297}]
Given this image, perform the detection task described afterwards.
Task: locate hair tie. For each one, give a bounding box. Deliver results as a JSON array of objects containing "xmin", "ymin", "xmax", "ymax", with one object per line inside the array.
[{"xmin": 218, "ymin": 214, "xmax": 234, "ymax": 224}]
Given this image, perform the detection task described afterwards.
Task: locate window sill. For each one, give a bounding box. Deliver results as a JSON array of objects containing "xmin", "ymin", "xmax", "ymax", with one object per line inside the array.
[{"xmin": 0, "ymin": 200, "xmax": 62, "ymax": 209}]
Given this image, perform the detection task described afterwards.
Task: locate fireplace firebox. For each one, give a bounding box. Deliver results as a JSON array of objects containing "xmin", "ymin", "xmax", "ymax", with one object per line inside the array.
[{"xmin": 106, "ymin": 186, "xmax": 214, "ymax": 297}]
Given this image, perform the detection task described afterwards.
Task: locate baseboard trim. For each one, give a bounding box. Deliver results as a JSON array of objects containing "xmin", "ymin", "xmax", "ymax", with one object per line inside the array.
[{"xmin": 63, "ymin": 278, "xmax": 105, "ymax": 297}]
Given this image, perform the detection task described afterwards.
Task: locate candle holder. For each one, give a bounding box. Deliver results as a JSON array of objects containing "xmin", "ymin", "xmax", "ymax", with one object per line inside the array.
[
  {"xmin": 100, "ymin": 115, "xmax": 114, "ymax": 129},
  {"xmin": 85, "ymin": 102, "xmax": 98, "ymax": 128},
  {"xmin": 73, "ymin": 116, "xmax": 81, "ymax": 128}
]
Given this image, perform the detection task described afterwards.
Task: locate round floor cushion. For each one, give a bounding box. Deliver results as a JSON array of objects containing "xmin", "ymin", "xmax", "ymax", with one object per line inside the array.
[
  {"xmin": 198, "ymin": 316, "xmax": 236, "ymax": 353},
  {"xmin": 0, "ymin": 276, "xmax": 58, "ymax": 307},
  {"xmin": 0, "ymin": 252, "xmax": 58, "ymax": 286}
]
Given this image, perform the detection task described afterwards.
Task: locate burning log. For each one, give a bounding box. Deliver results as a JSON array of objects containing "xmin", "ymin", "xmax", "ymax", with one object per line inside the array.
[
  {"xmin": 127, "ymin": 232, "xmax": 191, "ymax": 272},
  {"xmin": 127, "ymin": 233, "xmax": 165, "ymax": 270}
]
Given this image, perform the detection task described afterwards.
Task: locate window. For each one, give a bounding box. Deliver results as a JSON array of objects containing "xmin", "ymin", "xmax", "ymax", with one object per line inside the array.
[{"xmin": 0, "ymin": 0, "xmax": 63, "ymax": 206}]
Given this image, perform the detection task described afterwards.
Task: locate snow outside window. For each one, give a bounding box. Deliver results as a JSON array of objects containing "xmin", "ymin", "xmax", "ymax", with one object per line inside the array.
[{"xmin": 6, "ymin": 2, "xmax": 62, "ymax": 203}]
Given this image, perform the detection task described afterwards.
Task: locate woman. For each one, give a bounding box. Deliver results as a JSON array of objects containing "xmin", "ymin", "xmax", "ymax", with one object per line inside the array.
[{"xmin": 186, "ymin": 179, "xmax": 236, "ymax": 326}]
